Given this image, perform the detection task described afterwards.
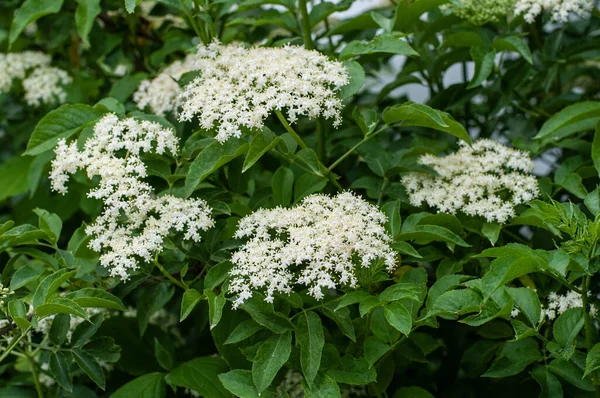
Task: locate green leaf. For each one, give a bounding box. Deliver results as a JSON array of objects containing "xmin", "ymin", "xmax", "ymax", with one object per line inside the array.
[
  {"xmin": 243, "ymin": 128, "xmax": 280, "ymax": 172},
  {"xmin": 339, "ymin": 61, "xmax": 365, "ymax": 99},
  {"xmin": 304, "ymin": 374, "xmax": 341, "ymax": 398},
  {"xmin": 593, "ymin": 121, "xmax": 600, "ymax": 176},
  {"xmin": 480, "ymin": 257, "xmax": 539, "ymax": 301},
  {"xmin": 384, "ymin": 302, "xmax": 412, "ymax": 336},
  {"xmin": 322, "ymin": 303, "xmax": 356, "ymax": 341},
  {"xmin": 25, "ymin": 104, "xmax": 104, "ymax": 156},
  {"xmin": 124, "ymin": 0, "xmax": 141, "ymax": 13},
  {"xmin": 534, "ymin": 101, "xmax": 600, "ymax": 142},
  {"xmin": 33, "ymin": 208, "xmax": 62, "ymax": 245},
  {"xmin": 10, "ymin": 265, "xmax": 43, "ymax": 291},
  {"xmin": 8, "ymin": 299, "xmax": 30, "ymax": 330},
  {"xmin": 218, "ymin": 370, "xmax": 259, "ymax": 398},
  {"xmin": 180, "ymin": 288, "xmax": 203, "ymax": 322},
  {"xmin": 294, "ymin": 174, "xmax": 328, "ymax": 202},
  {"xmin": 252, "ymin": 331, "xmax": 292, "ymax": 394},
  {"xmin": 154, "ymin": 338, "xmax": 174, "ymax": 371},
  {"xmin": 327, "ymin": 357, "xmax": 377, "ymax": 385},
  {"xmin": 49, "ymin": 351, "xmax": 73, "ymax": 392},
  {"xmin": 364, "ymin": 336, "xmax": 390, "ymax": 367},
  {"xmin": 166, "ymin": 357, "xmax": 229, "ymax": 398},
  {"xmin": 205, "ymin": 261, "xmax": 232, "ymax": 290},
  {"xmin": 382, "ymin": 200, "xmax": 401, "ymax": 237},
  {"xmin": 65, "ymin": 288, "xmax": 125, "ymax": 311},
  {"xmin": 184, "ymin": 139, "xmax": 249, "ymax": 197},
  {"xmin": 468, "ymin": 47, "xmax": 495, "ymax": 89},
  {"xmin": 492, "ymin": 36, "xmax": 533, "ymax": 64},
  {"xmin": 394, "ymin": 0, "xmax": 448, "ymax": 32},
  {"xmin": 340, "ymin": 33, "xmax": 418, "ymax": 60},
  {"xmin": 32, "ymin": 269, "xmax": 76, "ymax": 307},
  {"xmin": 382, "ymin": 102, "xmax": 471, "ymax": 143},
  {"xmin": 397, "ymin": 225, "xmax": 470, "ymax": 248},
  {"xmin": 225, "ymin": 319, "xmax": 263, "ymax": 345},
  {"xmin": 530, "ymin": 366, "xmax": 563, "ymax": 398},
  {"xmin": 112, "ymin": 372, "xmax": 166, "ymax": 398},
  {"xmin": 483, "ymin": 339, "xmax": 542, "ymax": 378},
  {"xmin": 553, "ymin": 308, "xmax": 584, "ymax": 348},
  {"xmin": 9, "ymin": 0, "xmax": 64, "ymax": 47},
  {"xmin": 548, "ymin": 358, "xmax": 594, "ymax": 391},
  {"xmin": 394, "ymin": 387, "xmax": 435, "ymax": 398},
  {"xmin": 239, "ymin": 297, "xmax": 294, "ymax": 334},
  {"xmin": 205, "ymin": 289, "xmax": 226, "ymax": 330},
  {"xmin": 71, "ymin": 313, "xmax": 103, "ymax": 347},
  {"xmin": 430, "ymin": 289, "xmax": 481, "ymax": 316},
  {"xmin": 585, "ymin": 343, "xmax": 600, "ymax": 378},
  {"xmin": 391, "ymin": 242, "xmax": 422, "ymax": 258},
  {"xmin": 482, "ymin": 223, "xmax": 502, "ymax": 246},
  {"xmin": 73, "ymin": 349, "xmax": 105, "ymax": 389},
  {"xmin": 353, "ymin": 107, "xmax": 378, "ymax": 136},
  {"xmin": 297, "ymin": 311, "xmax": 324, "ymax": 384},
  {"xmin": 36, "ymin": 298, "xmax": 89, "ymax": 320},
  {"xmin": 379, "ymin": 283, "xmax": 420, "ymax": 302},
  {"xmin": 74, "ymin": 0, "xmax": 100, "ymax": 46},
  {"xmin": 0, "ymin": 156, "xmax": 33, "ymax": 202},
  {"xmin": 507, "ymin": 287, "xmax": 541, "ymax": 327},
  {"xmin": 49, "ymin": 314, "xmax": 70, "ymax": 345},
  {"xmin": 272, "ymin": 166, "xmax": 294, "ymax": 206}
]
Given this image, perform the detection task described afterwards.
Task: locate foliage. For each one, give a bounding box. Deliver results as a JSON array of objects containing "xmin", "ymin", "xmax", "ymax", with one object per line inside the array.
[{"xmin": 0, "ymin": 0, "xmax": 600, "ymax": 397}]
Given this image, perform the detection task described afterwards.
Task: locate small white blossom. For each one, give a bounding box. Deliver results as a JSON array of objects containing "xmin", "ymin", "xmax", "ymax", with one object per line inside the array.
[
  {"xmin": 133, "ymin": 54, "xmax": 198, "ymax": 116},
  {"xmin": 50, "ymin": 114, "xmax": 215, "ymax": 280},
  {"xmin": 178, "ymin": 41, "xmax": 349, "ymax": 143},
  {"xmin": 0, "ymin": 52, "xmax": 70, "ymax": 106},
  {"xmin": 401, "ymin": 139, "xmax": 539, "ymax": 223},
  {"xmin": 0, "ymin": 283, "xmax": 14, "ymax": 306},
  {"xmin": 22, "ymin": 66, "xmax": 72, "ymax": 106},
  {"xmin": 229, "ymin": 192, "xmax": 396, "ymax": 308},
  {"xmin": 515, "ymin": 0, "xmax": 593, "ymax": 22},
  {"xmin": 542, "ymin": 290, "xmax": 597, "ymax": 320}
]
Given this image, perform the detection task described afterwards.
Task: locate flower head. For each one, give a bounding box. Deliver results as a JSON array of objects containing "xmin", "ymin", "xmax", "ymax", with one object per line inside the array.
[
  {"xmin": 228, "ymin": 192, "xmax": 396, "ymax": 308},
  {"xmin": 178, "ymin": 41, "xmax": 349, "ymax": 143},
  {"xmin": 515, "ymin": 0, "xmax": 593, "ymax": 22},
  {"xmin": 50, "ymin": 114, "xmax": 214, "ymax": 280},
  {"xmin": 401, "ymin": 139, "xmax": 539, "ymax": 223},
  {"xmin": 133, "ymin": 54, "xmax": 198, "ymax": 116},
  {"xmin": 0, "ymin": 51, "xmax": 70, "ymax": 106}
]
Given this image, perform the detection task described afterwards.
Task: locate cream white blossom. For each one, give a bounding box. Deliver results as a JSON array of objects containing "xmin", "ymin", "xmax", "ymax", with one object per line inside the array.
[
  {"xmin": 178, "ymin": 41, "xmax": 349, "ymax": 143},
  {"xmin": 50, "ymin": 114, "xmax": 214, "ymax": 280},
  {"xmin": 22, "ymin": 66, "xmax": 72, "ymax": 106},
  {"xmin": 515, "ymin": 0, "xmax": 593, "ymax": 22},
  {"xmin": 229, "ymin": 192, "xmax": 396, "ymax": 308},
  {"xmin": 542, "ymin": 290, "xmax": 597, "ymax": 320},
  {"xmin": 401, "ymin": 139, "xmax": 539, "ymax": 223},
  {"xmin": 0, "ymin": 284, "xmax": 13, "ymax": 306},
  {"xmin": 0, "ymin": 51, "xmax": 71, "ymax": 106},
  {"xmin": 133, "ymin": 54, "xmax": 198, "ymax": 116}
]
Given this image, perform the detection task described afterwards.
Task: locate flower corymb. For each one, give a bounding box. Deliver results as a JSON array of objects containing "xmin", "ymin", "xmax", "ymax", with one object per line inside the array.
[
  {"xmin": 50, "ymin": 114, "xmax": 214, "ymax": 280},
  {"xmin": 228, "ymin": 192, "xmax": 396, "ymax": 308},
  {"xmin": 178, "ymin": 41, "xmax": 349, "ymax": 143},
  {"xmin": 401, "ymin": 139, "xmax": 539, "ymax": 223}
]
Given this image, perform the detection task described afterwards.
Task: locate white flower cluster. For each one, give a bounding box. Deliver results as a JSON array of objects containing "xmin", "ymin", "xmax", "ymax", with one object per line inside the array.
[
  {"xmin": 515, "ymin": 0, "xmax": 593, "ymax": 22},
  {"xmin": 50, "ymin": 114, "xmax": 214, "ymax": 280},
  {"xmin": 133, "ymin": 53, "xmax": 198, "ymax": 116},
  {"xmin": 401, "ymin": 139, "xmax": 539, "ymax": 223},
  {"xmin": 0, "ymin": 51, "xmax": 71, "ymax": 106},
  {"xmin": 542, "ymin": 290, "xmax": 597, "ymax": 320},
  {"xmin": 178, "ymin": 41, "xmax": 349, "ymax": 143},
  {"xmin": 229, "ymin": 192, "xmax": 396, "ymax": 308}
]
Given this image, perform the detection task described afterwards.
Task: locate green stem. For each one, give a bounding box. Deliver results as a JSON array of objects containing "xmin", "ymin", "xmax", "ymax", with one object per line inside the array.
[
  {"xmin": 153, "ymin": 256, "xmax": 188, "ymax": 290},
  {"xmin": 179, "ymin": 0, "xmax": 209, "ymax": 44},
  {"xmin": 27, "ymin": 354, "xmax": 44, "ymax": 398},
  {"xmin": 316, "ymin": 119, "xmax": 326, "ymax": 162},
  {"xmin": 298, "ymin": 0, "xmax": 314, "ymax": 50},
  {"xmin": 275, "ymin": 110, "xmax": 343, "ymax": 191},
  {"xmin": 0, "ymin": 326, "xmax": 31, "ymax": 364},
  {"xmin": 541, "ymin": 271, "xmax": 582, "ymax": 294}
]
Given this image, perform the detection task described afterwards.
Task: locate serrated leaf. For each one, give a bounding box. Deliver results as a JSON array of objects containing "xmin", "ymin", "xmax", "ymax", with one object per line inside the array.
[
  {"xmin": 73, "ymin": 349, "xmax": 105, "ymax": 389},
  {"xmin": 166, "ymin": 357, "xmax": 229, "ymax": 398},
  {"xmin": 535, "ymin": 101, "xmax": 600, "ymax": 142},
  {"xmin": 65, "ymin": 288, "xmax": 125, "ymax": 311},
  {"xmin": 340, "ymin": 33, "xmax": 418, "ymax": 60},
  {"xmin": 112, "ymin": 372, "xmax": 166, "ymax": 398},
  {"xmin": 9, "ymin": 0, "xmax": 64, "ymax": 47},
  {"xmin": 297, "ymin": 312, "xmax": 324, "ymax": 384},
  {"xmin": 36, "ymin": 298, "xmax": 88, "ymax": 320},
  {"xmin": 252, "ymin": 332, "xmax": 292, "ymax": 393},
  {"xmin": 243, "ymin": 128, "xmax": 280, "ymax": 172},
  {"xmin": 25, "ymin": 104, "xmax": 103, "ymax": 156},
  {"xmin": 49, "ymin": 351, "xmax": 73, "ymax": 392},
  {"xmin": 74, "ymin": 0, "xmax": 101, "ymax": 46},
  {"xmin": 218, "ymin": 370, "xmax": 259, "ymax": 398},
  {"xmin": 180, "ymin": 288, "xmax": 203, "ymax": 322}
]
